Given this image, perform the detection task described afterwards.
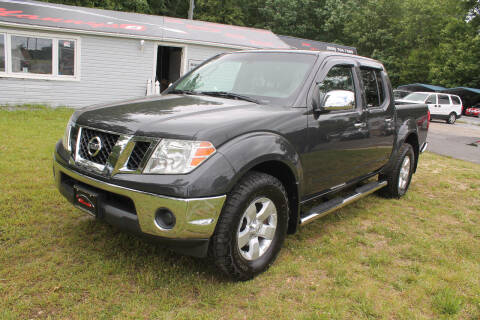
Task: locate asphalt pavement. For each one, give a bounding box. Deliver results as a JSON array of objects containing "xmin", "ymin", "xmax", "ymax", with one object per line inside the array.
[{"xmin": 427, "ymin": 117, "xmax": 480, "ymax": 164}]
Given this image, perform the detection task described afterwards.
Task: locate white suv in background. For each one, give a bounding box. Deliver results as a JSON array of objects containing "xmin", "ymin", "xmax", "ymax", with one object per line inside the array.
[{"xmin": 398, "ymin": 92, "xmax": 463, "ymax": 124}]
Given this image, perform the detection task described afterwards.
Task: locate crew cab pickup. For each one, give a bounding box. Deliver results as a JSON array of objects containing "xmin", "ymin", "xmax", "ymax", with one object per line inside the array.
[{"xmin": 53, "ymin": 50, "xmax": 429, "ymax": 280}]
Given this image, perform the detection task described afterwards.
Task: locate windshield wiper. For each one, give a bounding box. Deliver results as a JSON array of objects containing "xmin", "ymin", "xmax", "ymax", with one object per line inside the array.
[
  {"xmin": 168, "ymin": 89, "xmax": 200, "ymax": 95},
  {"xmin": 199, "ymin": 91, "xmax": 261, "ymax": 104}
]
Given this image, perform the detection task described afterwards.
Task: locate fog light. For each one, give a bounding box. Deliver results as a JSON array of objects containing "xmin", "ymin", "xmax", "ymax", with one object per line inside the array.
[{"xmin": 154, "ymin": 208, "xmax": 176, "ymax": 230}]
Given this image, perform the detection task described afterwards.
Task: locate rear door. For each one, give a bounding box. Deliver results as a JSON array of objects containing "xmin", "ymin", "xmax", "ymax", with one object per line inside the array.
[
  {"xmin": 304, "ymin": 58, "xmax": 373, "ymax": 195},
  {"xmin": 437, "ymin": 94, "xmax": 452, "ymax": 116},
  {"xmin": 359, "ymin": 66, "xmax": 395, "ymax": 171}
]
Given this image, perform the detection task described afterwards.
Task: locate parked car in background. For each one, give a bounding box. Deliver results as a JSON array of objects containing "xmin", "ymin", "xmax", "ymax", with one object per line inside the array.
[
  {"xmin": 397, "ymin": 92, "xmax": 463, "ymax": 124},
  {"xmin": 465, "ymin": 105, "xmax": 480, "ymax": 117},
  {"xmin": 393, "ymin": 89, "xmax": 410, "ymax": 100}
]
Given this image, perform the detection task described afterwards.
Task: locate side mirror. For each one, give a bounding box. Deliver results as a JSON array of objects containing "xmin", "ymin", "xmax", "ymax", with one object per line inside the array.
[
  {"xmin": 322, "ymin": 90, "xmax": 355, "ymax": 111},
  {"xmin": 313, "ymin": 87, "xmax": 355, "ymax": 112}
]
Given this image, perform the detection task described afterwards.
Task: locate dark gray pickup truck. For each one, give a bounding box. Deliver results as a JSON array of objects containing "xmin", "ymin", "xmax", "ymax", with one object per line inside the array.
[{"xmin": 53, "ymin": 50, "xmax": 429, "ymax": 280}]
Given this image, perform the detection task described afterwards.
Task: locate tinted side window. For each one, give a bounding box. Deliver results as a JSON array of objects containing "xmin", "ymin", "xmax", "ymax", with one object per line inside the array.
[
  {"xmin": 451, "ymin": 96, "xmax": 461, "ymax": 105},
  {"xmin": 317, "ymin": 65, "xmax": 356, "ymax": 110},
  {"xmin": 425, "ymin": 94, "xmax": 436, "ymax": 104},
  {"xmin": 361, "ymin": 68, "xmax": 385, "ymax": 108},
  {"xmin": 438, "ymin": 95, "xmax": 450, "ymax": 104}
]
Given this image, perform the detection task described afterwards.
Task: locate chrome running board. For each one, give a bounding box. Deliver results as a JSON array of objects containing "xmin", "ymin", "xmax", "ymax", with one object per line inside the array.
[
  {"xmin": 420, "ymin": 142, "xmax": 428, "ymax": 153},
  {"xmin": 300, "ymin": 180, "xmax": 388, "ymax": 226}
]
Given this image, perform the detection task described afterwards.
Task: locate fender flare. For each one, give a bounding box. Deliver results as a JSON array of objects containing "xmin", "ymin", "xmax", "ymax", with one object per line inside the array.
[
  {"xmin": 383, "ymin": 118, "xmax": 419, "ymax": 174},
  {"xmin": 218, "ymin": 132, "xmax": 304, "ymax": 194}
]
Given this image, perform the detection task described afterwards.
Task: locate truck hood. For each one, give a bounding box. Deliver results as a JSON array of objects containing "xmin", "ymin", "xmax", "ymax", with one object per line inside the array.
[{"xmin": 73, "ymin": 94, "xmax": 298, "ymax": 146}]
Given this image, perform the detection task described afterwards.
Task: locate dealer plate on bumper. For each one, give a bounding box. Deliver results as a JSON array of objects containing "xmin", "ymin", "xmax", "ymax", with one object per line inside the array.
[{"xmin": 74, "ymin": 185, "xmax": 100, "ymax": 217}]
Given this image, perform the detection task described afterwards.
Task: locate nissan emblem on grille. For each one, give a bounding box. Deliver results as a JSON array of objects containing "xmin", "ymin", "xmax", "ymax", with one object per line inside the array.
[{"xmin": 87, "ymin": 136, "xmax": 102, "ymax": 157}]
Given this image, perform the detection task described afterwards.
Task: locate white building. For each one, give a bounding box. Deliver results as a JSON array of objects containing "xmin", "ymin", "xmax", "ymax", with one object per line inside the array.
[{"xmin": 0, "ymin": 0, "xmax": 290, "ymax": 107}]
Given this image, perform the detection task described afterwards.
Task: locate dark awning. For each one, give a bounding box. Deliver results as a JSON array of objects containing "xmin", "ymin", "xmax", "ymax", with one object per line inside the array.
[
  {"xmin": 441, "ymin": 87, "xmax": 480, "ymax": 107},
  {"xmin": 279, "ymin": 35, "xmax": 357, "ymax": 55},
  {"xmin": 0, "ymin": 0, "xmax": 290, "ymax": 49},
  {"xmin": 397, "ymin": 83, "xmax": 446, "ymax": 92}
]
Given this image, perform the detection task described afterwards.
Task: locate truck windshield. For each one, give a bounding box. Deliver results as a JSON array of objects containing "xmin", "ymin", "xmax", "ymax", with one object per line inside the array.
[
  {"xmin": 403, "ymin": 92, "xmax": 430, "ymax": 102},
  {"xmin": 169, "ymin": 52, "xmax": 317, "ymax": 105}
]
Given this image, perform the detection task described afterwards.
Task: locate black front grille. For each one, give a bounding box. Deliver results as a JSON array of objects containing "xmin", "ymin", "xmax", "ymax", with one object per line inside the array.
[
  {"xmin": 78, "ymin": 128, "xmax": 119, "ymax": 165},
  {"xmin": 126, "ymin": 141, "xmax": 151, "ymax": 170}
]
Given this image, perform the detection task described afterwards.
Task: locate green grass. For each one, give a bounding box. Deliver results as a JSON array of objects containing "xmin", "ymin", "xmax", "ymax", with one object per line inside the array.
[{"xmin": 1, "ymin": 105, "xmax": 480, "ymax": 319}]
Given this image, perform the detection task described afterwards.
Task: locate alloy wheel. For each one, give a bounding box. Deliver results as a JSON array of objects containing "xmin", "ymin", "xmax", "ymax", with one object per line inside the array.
[
  {"xmin": 237, "ymin": 197, "xmax": 278, "ymax": 261},
  {"xmin": 398, "ymin": 156, "xmax": 411, "ymax": 190}
]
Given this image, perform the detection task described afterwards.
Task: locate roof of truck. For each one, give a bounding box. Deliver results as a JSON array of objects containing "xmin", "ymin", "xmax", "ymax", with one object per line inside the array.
[{"xmin": 235, "ymin": 49, "xmax": 383, "ymax": 65}]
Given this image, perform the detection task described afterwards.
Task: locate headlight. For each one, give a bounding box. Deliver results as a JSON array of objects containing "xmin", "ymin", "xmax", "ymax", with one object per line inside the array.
[
  {"xmin": 62, "ymin": 118, "xmax": 73, "ymax": 152},
  {"xmin": 143, "ymin": 139, "xmax": 216, "ymax": 174}
]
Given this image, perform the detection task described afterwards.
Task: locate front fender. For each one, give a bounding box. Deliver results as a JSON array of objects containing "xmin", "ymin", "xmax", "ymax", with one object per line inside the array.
[{"xmin": 217, "ymin": 132, "xmax": 304, "ymax": 196}]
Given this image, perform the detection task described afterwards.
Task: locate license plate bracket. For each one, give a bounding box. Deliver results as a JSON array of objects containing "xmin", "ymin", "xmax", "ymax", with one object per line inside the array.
[{"xmin": 73, "ymin": 185, "xmax": 100, "ymax": 217}]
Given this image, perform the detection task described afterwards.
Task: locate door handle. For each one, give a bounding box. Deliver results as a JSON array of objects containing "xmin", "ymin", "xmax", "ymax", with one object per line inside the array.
[{"xmin": 354, "ymin": 122, "xmax": 367, "ymax": 128}]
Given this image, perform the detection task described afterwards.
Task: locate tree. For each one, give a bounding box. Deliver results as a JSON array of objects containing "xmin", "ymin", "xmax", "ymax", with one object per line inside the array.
[{"xmin": 194, "ymin": 0, "xmax": 244, "ymax": 25}]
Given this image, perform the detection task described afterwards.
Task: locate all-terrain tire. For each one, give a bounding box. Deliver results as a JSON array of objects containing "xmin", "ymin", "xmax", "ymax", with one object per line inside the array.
[
  {"xmin": 211, "ymin": 171, "xmax": 289, "ymax": 281},
  {"xmin": 380, "ymin": 143, "xmax": 415, "ymax": 198}
]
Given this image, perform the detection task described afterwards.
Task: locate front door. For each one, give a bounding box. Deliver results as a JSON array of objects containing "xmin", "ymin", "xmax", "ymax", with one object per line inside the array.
[
  {"xmin": 303, "ymin": 59, "xmax": 372, "ymax": 196},
  {"xmin": 156, "ymin": 45, "xmax": 183, "ymax": 92},
  {"xmin": 426, "ymin": 93, "xmax": 438, "ymax": 115}
]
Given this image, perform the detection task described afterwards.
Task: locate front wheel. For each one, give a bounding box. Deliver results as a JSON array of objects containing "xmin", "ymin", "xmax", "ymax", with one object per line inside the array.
[
  {"xmin": 211, "ymin": 171, "xmax": 289, "ymax": 281},
  {"xmin": 380, "ymin": 143, "xmax": 415, "ymax": 198},
  {"xmin": 447, "ymin": 112, "xmax": 456, "ymax": 124}
]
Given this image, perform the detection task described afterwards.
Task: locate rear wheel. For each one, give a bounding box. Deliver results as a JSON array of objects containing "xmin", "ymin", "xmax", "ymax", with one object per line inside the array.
[
  {"xmin": 447, "ymin": 112, "xmax": 456, "ymax": 124},
  {"xmin": 211, "ymin": 171, "xmax": 288, "ymax": 281},
  {"xmin": 380, "ymin": 143, "xmax": 415, "ymax": 198}
]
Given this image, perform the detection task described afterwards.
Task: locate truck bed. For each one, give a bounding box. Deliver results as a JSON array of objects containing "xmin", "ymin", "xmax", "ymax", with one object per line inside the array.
[{"xmin": 395, "ymin": 103, "xmax": 429, "ymax": 149}]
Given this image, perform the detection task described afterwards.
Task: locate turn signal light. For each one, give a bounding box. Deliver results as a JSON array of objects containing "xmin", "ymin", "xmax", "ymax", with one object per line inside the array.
[{"xmin": 191, "ymin": 142, "xmax": 216, "ymax": 167}]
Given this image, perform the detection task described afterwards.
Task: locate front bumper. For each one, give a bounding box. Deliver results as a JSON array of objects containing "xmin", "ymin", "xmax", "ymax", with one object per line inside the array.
[{"xmin": 53, "ymin": 156, "xmax": 226, "ymax": 255}]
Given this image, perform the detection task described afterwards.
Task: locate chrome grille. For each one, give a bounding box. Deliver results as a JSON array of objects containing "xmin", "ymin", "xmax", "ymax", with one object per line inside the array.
[
  {"xmin": 78, "ymin": 128, "xmax": 119, "ymax": 165},
  {"xmin": 70, "ymin": 126, "xmax": 79, "ymax": 156},
  {"xmin": 126, "ymin": 141, "xmax": 151, "ymax": 171}
]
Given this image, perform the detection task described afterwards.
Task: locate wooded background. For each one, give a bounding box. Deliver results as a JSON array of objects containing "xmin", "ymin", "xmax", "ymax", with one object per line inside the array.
[{"xmin": 43, "ymin": 0, "xmax": 480, "ymax": 88}]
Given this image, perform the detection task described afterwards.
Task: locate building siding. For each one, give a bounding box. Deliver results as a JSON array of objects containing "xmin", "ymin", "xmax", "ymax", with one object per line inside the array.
[
  {"xmin": 0, "ymin": 26, "xmax": 241, "ymax": 108},
  {"xmin": 185, "ymin": 44, "xmax": 234, "ymax": 72},
  {"xmin": 0, "ymin": 27, "xmax": 156, "ymax": 108}
]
